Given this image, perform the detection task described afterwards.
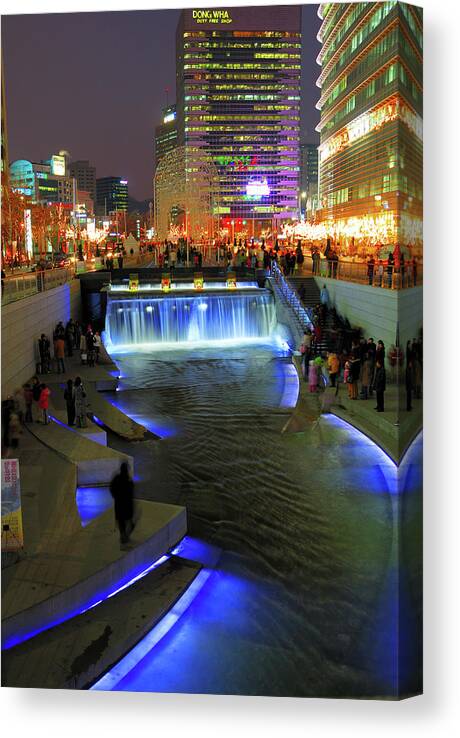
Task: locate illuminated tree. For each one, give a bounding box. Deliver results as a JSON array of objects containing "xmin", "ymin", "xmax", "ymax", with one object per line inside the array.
[{"xmin": 154, "ymin": 145, "xmax": 220, "ymax": 241}]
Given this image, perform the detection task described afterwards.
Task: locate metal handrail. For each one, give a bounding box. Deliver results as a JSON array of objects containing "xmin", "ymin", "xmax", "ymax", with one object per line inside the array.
[
  {"xmin": 270, "ymin": 262, "xmax": 313, "ymax": 333},
  {"xmin": 1, "ymin": 266, "xmax": 75, "ymax": 306},
  {"xmin": 297, "ymin": 254, "xmax": 422, "ymax": 289}
]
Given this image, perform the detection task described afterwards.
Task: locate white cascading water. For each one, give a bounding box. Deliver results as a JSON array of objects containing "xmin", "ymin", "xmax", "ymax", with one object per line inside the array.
[{"xmin": 105, "ymin": 291, "xmax": 277, "ymax": 349}]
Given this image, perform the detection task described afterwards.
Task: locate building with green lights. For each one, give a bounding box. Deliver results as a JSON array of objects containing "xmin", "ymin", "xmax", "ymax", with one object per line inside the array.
[
  {"xmin": 154, "ymin": 104, "xmax": 178, "ymax": 171},
  {"xmin": 96, "ymin": 176, "xmax": 129, "ymax": 216},
  {"xmin": 316, "ymin": 1, "xmax": 423, "ymax": 256},
  {"xmin": 176, "ymin": 6, "xmax": 301, "ymax": 237}
]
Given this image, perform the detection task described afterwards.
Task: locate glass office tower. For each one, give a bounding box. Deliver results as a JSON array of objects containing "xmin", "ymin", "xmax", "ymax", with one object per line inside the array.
[
  {"xmin": 316, "ymin": 2, "xmax": 423, "ymax": 256},
  {"xmin": 176, "ymin": 6, "xmax": 301, "ymax": 237}
]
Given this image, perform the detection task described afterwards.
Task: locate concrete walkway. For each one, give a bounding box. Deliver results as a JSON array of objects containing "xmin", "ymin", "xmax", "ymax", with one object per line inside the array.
[
  {"xmin": 3, "ymin": 556, "xmax": 200, "ymax": 690},
  {"xmin": 285, "ymin": 357, "xmax": 421, "ymax": 464},
  {"xmin": 27, "ymin": 417, "xmax": 133, "ymax": 485},
  {"xmin": 37, "ymin": 353, "xmax": 147, "ymax": 440}
]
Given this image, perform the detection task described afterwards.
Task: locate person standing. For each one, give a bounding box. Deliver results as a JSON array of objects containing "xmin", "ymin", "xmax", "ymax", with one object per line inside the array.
[
  {"xmin": 93, "ymin": 331, "xmax": 102, "ymax": 363},
  {"xmin": 320, "ymin": 283, "xmax": 329, "ymax": 309},
  {"xmin": 349, "ymin": 353, "xmax": 361, "ymax": 400},
  {"xmin": 74, "ymin": 377, "xmax": 88, "ymax": 428},
  {"xmin": 326, "ymin": 351, "xmax": 340, "ymax": 387},
  {"xmin": 405, "ymin": 360, "xmax": 414, "ymax": 411},
  {"xmin": 55, "ymin": 334, "xmax": 66, "ymax": 374},
  {"xmin": 367, "ymin": 255, "xmax": 375, "ymax": 285},
  {"xmin": 38, "ymin": 333, "xmax": 51, "ymax": 374},
  {"xmin": 308, "ymin": 359, "xmax": 319, "ymax": 393},
  {"xmin": 360, "ymin": 353, "xmax": 372, "ymax": 399},
  {"xmin": 74, "ymin": 320, "xmax": 82, "ymax": 350},
  {"xmin": 386, "ymin": 252, "xmax": 394, "ymax": 288},
  {"xmin": 38, "ymin": 383, "xmax": 51, "ymax": 424},
  {"xmin": 65, "ymin": 319, "xmax": 75, "ymax": 357},
  {"xmin": 110, "ymin": 462, "xmax": 136, "ymax": 548},
  {"xmin": 86, "ymin": 330, "xmax": 95, "ymax": 367},
  {"xmin": 64, "ymin": 379, "xmax": 76, "ymax": 426},
  {"xmin": 376, "ymin": 340, "xmax": 385, "ymax": 367},
  {"xmin": 23, "ymin": 383, "xmax": 34, "ymax": 423},
  {"xmin": 31, "ymin": 376, "xmax": 42, "ymax": 419},
  {"xmin": 373, "ymin": 361, "xmax": 386, "ymax": 412},
  {"xmin": 300, "ymin": 330, "xmax": 312, "ymax": 381}
]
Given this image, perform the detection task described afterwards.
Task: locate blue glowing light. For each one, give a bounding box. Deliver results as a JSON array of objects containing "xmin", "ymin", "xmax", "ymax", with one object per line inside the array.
[
  {"xmin": 75, "ymin": 486, "xmax": 113, "ymax": 527},
  {"xmin": 90, "ymin": 568, "xmax": 211, "ymax": 691},
  {"xmin": 3, "ymin": 551, "xmax": 172, "ymax": 651}
]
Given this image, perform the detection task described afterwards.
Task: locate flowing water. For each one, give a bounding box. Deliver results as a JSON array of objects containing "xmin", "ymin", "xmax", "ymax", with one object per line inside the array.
[{"xmin": 96, "ymin": 293, "xmax": 422, "ymax": 697}]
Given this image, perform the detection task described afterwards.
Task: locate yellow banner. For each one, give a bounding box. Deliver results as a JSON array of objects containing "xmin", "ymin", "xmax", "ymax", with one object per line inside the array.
[
  {"xmin": 227, "ymin": 271, "xmax": 237, "ymax": 289},
  {"xmin": 1, "ymin": 459, "xmax": 24, "ymax": 551},
  {"xmin": 194, "ymin": 273, "xmax": 204, "ymax": 290},
  {"xmin": 129, "ymin": 273, "xmax": 139, "ymax": 291}
]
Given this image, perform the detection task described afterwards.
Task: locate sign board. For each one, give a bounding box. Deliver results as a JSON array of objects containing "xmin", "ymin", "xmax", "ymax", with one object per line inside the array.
[
  {"xmin": 227, "ymin": 271, "xmax": 237, "ymax": 289},
  {"xmin": 193, "ymin": 9, "xmax": 233, "ymax": 24},
  {"xmin": 1, "ymin": 459, "xmax": 23, "ymax": 551},
  {"xmin": 194, "ymin": 272, "xmax": 204, "ymax": 290},
  {"xmin": 129, "ymin": 273, "xmax": 139, "ymax": 291},
  {"xmin": 161, "ymin": 273, "xmax": 171, "ymax": 292},
  {"xmin": 51, "ymin": 154, "xmax": 66, "ymax": 176},
  {"xmin": 24, "ymin": 209, "xmax": 33, "ymax": 257}
]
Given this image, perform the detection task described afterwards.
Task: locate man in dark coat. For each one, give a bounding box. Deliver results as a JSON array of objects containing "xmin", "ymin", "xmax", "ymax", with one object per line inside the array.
[
  {"xmin": 110, "ymin": 462, "xmax": 135, "ymax": 547},
  {"xmin": 373, "ymin": 361, "xmax": 386, "ymax": 412}
]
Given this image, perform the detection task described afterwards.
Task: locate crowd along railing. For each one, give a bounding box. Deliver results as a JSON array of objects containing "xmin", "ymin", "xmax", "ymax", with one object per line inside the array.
[{"xmin": 298, "ymin": 255, "xmax": 422, "ymax": 289}]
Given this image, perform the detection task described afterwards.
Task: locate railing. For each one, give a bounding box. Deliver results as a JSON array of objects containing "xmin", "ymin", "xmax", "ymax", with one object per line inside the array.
[
  {"xmin": 296, "ymin": 255, "xmax": 423, "ymax": 289},
  {"xmin": 270, "ymin": 262, "xmax": 313, "ymax": 333},
  {"xmin": 1, "ymin": 267, "xmax": 75, "ymax": 306}
]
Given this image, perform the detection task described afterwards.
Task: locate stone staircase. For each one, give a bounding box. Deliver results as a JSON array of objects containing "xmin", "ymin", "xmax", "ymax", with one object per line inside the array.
[{"xmin": 287, "ymin": 277, "xmax": 336, "ymax": 354}]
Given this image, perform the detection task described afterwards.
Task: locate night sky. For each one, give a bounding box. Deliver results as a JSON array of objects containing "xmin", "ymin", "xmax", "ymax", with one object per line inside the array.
[{"xmin": 2, "ymin": 4, "xmax": 321, "ymax": 201}]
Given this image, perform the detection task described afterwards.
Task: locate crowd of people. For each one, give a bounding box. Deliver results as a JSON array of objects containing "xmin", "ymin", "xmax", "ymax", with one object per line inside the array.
[
  {"xmin": 299, "ymin": 295, "xmax": 423, "ymax": 414},
  {"xmin": 38, "ymin": 319, "xmax": 103, "ymax": 373},
  {"xmin": 1, "ymin": 316, "xmax": 102, "ymax": 456}
]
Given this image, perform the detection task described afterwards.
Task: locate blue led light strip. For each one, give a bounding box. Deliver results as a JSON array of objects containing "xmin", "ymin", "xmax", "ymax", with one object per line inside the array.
[
  {"xmin": 90, "ymin": 568, "xmax": 211, "ymax": 691},
  {"xmin": 3, "ymin": 553, "xmax": 170, "ymax": 651}
]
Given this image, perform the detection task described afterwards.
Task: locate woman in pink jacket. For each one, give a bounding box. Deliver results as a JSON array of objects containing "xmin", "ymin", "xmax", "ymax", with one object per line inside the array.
[
  {"xmin": 308, "ymin": 359, "xmax": 318, "ymax": 393},
  {"xmin": 38, "ymin": 384, "xmax": 51, "ymax": 425}
]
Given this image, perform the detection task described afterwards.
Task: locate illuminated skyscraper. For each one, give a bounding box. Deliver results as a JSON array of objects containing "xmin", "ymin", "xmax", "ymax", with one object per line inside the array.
[
  {"xmin": 176, "ymin": 6, "xmax": 301, "ymax": 236},
  {"xmin": 316, "ymin": 2, "xmax": 423, "ymax": 255},
  {"xmin": 96, "ymin": 177, "xmax": 128, "ymax": 215}
]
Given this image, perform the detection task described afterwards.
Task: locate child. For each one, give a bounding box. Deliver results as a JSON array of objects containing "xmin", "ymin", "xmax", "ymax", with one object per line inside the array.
[
  {"xmin": 344, "ymin": 360, "xmax": 353, "ymax": 399},
  {"xmin": 308, "ymin": 359, "xmax": 318, "ymax": 393}
]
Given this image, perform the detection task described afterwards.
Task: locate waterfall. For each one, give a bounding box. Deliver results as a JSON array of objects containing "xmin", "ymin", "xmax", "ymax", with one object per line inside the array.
[{"xmin": 105, "ymin": 291, "xmax": 277, "ymax": 348}]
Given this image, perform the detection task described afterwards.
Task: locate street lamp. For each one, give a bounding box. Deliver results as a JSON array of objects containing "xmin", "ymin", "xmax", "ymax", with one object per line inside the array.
[
  {"xmin": 231, "ymin": 220, "xmax": 235, "ymax": 243},
  {"xmin": 299, "ymin": 191, "xmax": 307, "ymax": 220}
]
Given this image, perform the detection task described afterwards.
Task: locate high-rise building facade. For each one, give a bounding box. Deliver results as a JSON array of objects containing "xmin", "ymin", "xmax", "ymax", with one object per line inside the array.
[
  {"xmin": 69, "ymin": 160, "xmax": 97, "ymax": 205},
  {"xmin": 96, "ymin": 177, "xmax": 128, "ymax": 215},
  {"xmin": 300, "ymin": 141, "xmax": 319, "ymax": 194},
  {"xmin": 9, "ymin": 155, "xmax": 76, "ymax": 206},
  {"xmin": 154, "ymin": 105, "xmax": 178, "ymax": 170},
  {"xmin": 300, "ymin": 140, "xmax": 319, "ymax": 217},
  {"xmin": 316, "ymin": 2, "xmax": 423, "ymax": 255},
  {"xmin": 176, "ymin": 6, "xmax": 301, "ymax": 235}
]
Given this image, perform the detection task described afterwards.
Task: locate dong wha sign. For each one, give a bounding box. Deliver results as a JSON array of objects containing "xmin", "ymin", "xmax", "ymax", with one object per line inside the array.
[{"xmin": 193, "ymin": 9, "xmax": 233, "ymax": 24}]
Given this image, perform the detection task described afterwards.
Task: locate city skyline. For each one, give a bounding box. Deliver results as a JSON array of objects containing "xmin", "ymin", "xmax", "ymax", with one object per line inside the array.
[{"xmin": 1, "ymin": 5, "xmax": 321, "ymax": 201}]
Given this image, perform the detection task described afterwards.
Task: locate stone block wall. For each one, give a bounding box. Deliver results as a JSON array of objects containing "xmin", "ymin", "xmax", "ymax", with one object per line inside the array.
[
  {"xmin": 1, "ymin": 281, "xmax": 81, "ymax": 398},
  {"xmin": 313, "ymin": 277, "xmax": 422, "ymax": 359}
]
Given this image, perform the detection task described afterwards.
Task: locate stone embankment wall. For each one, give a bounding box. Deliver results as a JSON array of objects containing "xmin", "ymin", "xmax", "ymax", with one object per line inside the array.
[{"xmin": 1, "ymin": 281, "xmax": 81, "ymax": 398}]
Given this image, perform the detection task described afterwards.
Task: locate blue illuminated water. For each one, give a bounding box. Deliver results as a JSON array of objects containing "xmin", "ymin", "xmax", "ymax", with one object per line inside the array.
[
  {"xmin": 96, "ymin": 300, "xmax": 422, "ymax": 697},
  {"xmin": 106, "ymin": 290, "xmax": 276, "ymax": 349}
]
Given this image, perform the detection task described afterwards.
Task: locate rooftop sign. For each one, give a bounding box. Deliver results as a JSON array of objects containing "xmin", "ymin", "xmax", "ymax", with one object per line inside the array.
[{"xmin": 193, "ymin": 9, "xmax": 233, "ymax": 24}]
